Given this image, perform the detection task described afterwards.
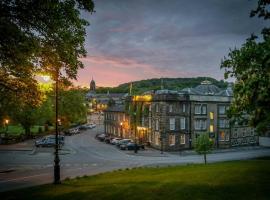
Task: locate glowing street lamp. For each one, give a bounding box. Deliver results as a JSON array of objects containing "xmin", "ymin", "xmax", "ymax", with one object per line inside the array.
[
  {"xmin": 4, "ymin": 119, "xmax": 9, "ymax": 135},
  {"xmin": 120, "ymin": 122, "xmax": 123, "ymax": 138}
]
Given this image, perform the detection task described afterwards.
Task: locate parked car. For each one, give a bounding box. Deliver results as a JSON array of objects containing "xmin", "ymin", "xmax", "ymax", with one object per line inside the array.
[
  {"xmin": 97, "ymin": 133, "xmax": 106, "ymax": 141},
  {"xmin": 35, "ymin": 136, "xmax": 64, "ymax": 147},
  {"xmin": 126, "ymin": 142, "xmax": 145, "ymax": 150},
  {"xmin": 116, "ymin": 139, "xmax": 133, "ymax": 148},
  {"xmin": 111, "ymin": 138, "xmax": 122, "ymax": 145},
  {"xmin": 64, "ymin": 128, "xmax": 80, "ymax": 135},
  {"xmin": 46, "ymin": 135, "xmax": 65, "ymax": 144},
  {"xmin": 104, "ymin": 136, "xmax": 114, "ymax": 144}
]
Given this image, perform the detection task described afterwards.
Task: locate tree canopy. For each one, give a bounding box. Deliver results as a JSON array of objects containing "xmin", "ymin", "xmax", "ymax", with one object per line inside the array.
[
  {"xmin": 221, "ymin": 0, "xmax": 270, "ymax": 134},
  {"xmin": 0, "ymin": 0, "xmax": 95, "ymax": 106}
]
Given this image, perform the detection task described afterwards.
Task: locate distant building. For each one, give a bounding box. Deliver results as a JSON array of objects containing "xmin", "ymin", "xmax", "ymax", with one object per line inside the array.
[
  {"xmin": 85, "ymin": 78, "xmax": 127, "ymax": 112},
  {"xmin": 104, "ymin": 81, "xmax": 258, "ymax": 151}
]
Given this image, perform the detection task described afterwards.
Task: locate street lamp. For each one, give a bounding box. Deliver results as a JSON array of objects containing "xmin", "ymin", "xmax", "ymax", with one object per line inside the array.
[
  {"xmin": 120, "ymin": 122, "xmax": 123, "ymax": 138},
  {"xmin": 133, "ymin": 112, "xmax": 138, "ymax": 153},
  {"xmin": 39, "ymin": 71, "xmax": 60, "ymax": 184},
  {"xmin": 4, "ymin": 119, "xmax": 9, "ymax": 136},
  {"xmin": 54, "ymin": 69, "xmax": 61, "ymax": 184}
]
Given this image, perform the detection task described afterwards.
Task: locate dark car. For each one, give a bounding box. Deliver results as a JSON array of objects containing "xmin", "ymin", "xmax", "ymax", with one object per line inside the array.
[
  {"xmin": 97, "ymin": 134, "xmax": 106, "ymax": 141},
  {"xmin": 125, "ymin": 142, "xmax": 145, "ymax": 150},
  {"xmin": 35, "ymin": 135, "xmax": 64, "ymax": 147},
  {"xmin": 116, "ymin": 139, "xmax": 132, "ymax": 148}
]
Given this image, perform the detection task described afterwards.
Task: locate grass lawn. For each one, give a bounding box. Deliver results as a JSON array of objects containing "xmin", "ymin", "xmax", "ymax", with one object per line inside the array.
[
  {"xmin": 2, "ymin": 158, "xmax": 270, "ymax": 200},
  {"xmin": 0, "ymin": 125, "xmax": 54, "ymax": 136}
]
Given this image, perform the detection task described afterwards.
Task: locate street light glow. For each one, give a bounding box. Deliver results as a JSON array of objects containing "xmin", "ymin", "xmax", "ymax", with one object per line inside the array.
[
  {"xmin": 5, "ymin": 119, "xmax": 9, "ymax": 124},
  {"xmin": 41, "ymin": 75, "xmax": 51, "ymax": 82}
]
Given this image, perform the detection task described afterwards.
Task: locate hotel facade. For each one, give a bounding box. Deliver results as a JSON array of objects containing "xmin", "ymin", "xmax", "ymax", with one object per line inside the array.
[{"xmin": 104, "ymin": 81, "xmax": 258, "ymax": 151}]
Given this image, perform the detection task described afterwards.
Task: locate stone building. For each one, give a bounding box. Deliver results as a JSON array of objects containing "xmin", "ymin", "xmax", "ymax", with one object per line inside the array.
[
  {"xmin": 103, "ymin": 81, "xmax": 258, "ymax": 151},
  {"xmin": 85, "ymin": 78, "xmax": 128, "ymax": 112}
]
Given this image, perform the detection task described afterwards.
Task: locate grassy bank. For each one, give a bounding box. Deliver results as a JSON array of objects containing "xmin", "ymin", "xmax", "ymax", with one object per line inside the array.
[
  {"xmin": 0, "ymin": 125, "xmax": 54, "ymax": 136},
  {"xmin": 2, "ymin": 158, "xmax": 270, "ymax": 200}
]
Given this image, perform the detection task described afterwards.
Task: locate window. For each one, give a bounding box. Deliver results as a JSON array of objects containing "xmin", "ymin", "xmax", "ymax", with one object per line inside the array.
[
  {"xmin": 182, "ymin": 104, "xmax": 186, "ymax": 113},
  {"xmin": 169, "ymin": 105, "xmax": 173, "ymax": 112},
  {"xmin": 155, "ymin": 119, "xmax": 159, "ymax": 131},
  {"xmin": 195, "ymin": 105, "xmax": 201, "ymax": 114},
  {"xmin": 169, "ymin": 135, "xmax": 175, "ymax": 146},
  {"xmin": 219, "ymin": 119, "xmax": 225, "ymax": 128},
  {"xmin": 219, "ymin": 131, "xmax": 225, "ymax": 141},
  {"xmin": 149, "ymin": 105, "xmax": 152, "ymax": 111},
  {"xmin": 225, "ymin": 131, "xmax": 230, "ymax": 141},
  {"xmin": 219, "ymin": 105, "xmax": 226, "ymax": 114},
  {"xmin": 149, "ymin": 118, "xmax": 152, "ymax": 128},
  {"xmin": 210, "ymin": 112, "xmax": 214, "ymax": 120},
  {"xmin": 209, "ymin": 125, "xmax": 214, "ymax": 133},
  {"xmin": 180, "ymin": 117, "xmax": 186, "ymax": 130},
  {"xmin": 155, "ymin": 133, "xmax": 160, "ymax": 145},
  {"xmin": 195, "ymin": 104, "xmax": 207, "ymax": 114},
  {"xmin": 194, "ymin": 119, "xmax": 206, "ymax": 130},
  {"xmin": 180, "ymin": 134, "xmax": 185, "ymax": 144},
  {"xmin": 156, "ymin": 104, "xmax": 159, "ymax": 112},
  {"xmin": 201, "ymin": 105, "xmax": 207, "ymax": 114},
  {"xmin": 169, "ymin": 118, "xmax": 175, "ymax": 130}
]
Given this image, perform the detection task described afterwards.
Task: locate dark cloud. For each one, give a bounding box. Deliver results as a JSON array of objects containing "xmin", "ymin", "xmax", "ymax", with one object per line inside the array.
[{"xmin": 78, "ymin": 0, "xmax": 267, "ymax": 86}]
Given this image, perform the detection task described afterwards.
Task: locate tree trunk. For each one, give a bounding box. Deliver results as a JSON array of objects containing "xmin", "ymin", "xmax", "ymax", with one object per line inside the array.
[
  {"xmin": 204, "ymin": 153, "xmax": 207, "ymax": 164},
  {"xmin": 24, "ymin": 126, "xmax": 31, "ymax": 138}
]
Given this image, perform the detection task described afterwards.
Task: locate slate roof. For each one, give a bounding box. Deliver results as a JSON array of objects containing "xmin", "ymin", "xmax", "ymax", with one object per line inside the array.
[{"xmin": 105, "ymin": 105, "xmax": 125, "ymax": 112}]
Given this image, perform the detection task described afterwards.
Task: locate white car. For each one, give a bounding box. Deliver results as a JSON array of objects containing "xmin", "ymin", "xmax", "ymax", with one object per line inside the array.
[{"xmin": 111, "ymin": 138, "xmax": 122, "ymax": 145}]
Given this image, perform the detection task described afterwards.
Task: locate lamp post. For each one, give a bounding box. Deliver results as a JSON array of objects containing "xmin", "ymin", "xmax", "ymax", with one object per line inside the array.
[
  {"xmin": 40, "ymin": 73, "xmax": 60, "ymax": 184},
  {"xmin": 120, "ymin": 122, "xmax": 123, "ymax": 138},
  {"xmin": 5, "ymin": 119, "xmax": 9, "ymax": 137},
  {"xmin": 54, "ymin": 68, "xmax": 61, "ymax": 184},
  {"xmin": 133, "ymin": 112, "xmax": 138, "ymax": 153}
]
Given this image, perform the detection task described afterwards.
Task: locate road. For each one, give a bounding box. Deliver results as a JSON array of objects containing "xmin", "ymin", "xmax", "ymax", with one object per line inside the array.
[{"xmin": 0, "ymin": 124, "xmax": 270, "ymax": 192}]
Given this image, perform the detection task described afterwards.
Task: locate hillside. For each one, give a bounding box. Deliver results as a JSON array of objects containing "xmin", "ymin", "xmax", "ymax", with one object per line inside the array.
[{"xmin": 96, "ymin": 77, "xmax": 228, "ymax": 94}]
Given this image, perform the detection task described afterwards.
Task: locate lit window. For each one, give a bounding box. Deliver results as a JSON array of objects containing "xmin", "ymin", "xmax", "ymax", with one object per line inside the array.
[
  {"xmin": 209, "ymin": 125, "xmax": 214, "ymax": 133},
  {"xmin": 169, "ymin": 118, "xmax": 175, "ymax": 130},
  {"xmin": 180, "ymin": 117, "xmax": 186, "ymax": 130},
  {"xmin": 210, "ymin": 112, "xmax": 214, "ymax": 120},
  {"xmin": 219, "ymin": 131, "xmax": 225, "ymax": 141},
  {"xmin": 180, "ymin": 134, "xmax": 185, "ymax": 144},
  {"xmin": 169, "ymin": 135, "xmax": 175, "ymax": 146}
]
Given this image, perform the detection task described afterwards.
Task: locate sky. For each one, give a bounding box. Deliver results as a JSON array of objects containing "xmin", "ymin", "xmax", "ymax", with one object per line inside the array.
[{"xmin": 75, "ymin": 0, "xmax": 267, "ymax": 87}]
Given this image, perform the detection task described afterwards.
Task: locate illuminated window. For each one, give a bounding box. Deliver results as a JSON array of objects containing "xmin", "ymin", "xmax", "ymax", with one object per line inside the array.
[
  {"xmin": 210, "ymin": 112, "xmax": 214, "ymax": 120},
  {"xmin": 169, "ymin": 135, "xmax": 175, "ymax": 146},
  {"xmin": 209, "ymin": 125, "xmax": 214, "ymax": 133},
  {"xmin": 180, "ymin": 134, "xmax": 185, "ymax": 144},
  {"xmin": 219, "ymin": 131, "xmax": 225, "ymax": 141}
]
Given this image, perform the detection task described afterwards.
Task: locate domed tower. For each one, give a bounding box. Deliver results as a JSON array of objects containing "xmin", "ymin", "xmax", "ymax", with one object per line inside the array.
[{"xmin": 90, "ymin": 77, "xmax": 96, "ymax": 92}]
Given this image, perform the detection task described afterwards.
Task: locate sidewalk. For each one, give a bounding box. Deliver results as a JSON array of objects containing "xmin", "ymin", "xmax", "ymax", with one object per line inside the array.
[
  {"xmin": 124, "ymin": 145, "xmax": 269, "ymax": 157},
  {"xmin": 0, "ymin": 140, "xmax": 35, "ymax": 151}
]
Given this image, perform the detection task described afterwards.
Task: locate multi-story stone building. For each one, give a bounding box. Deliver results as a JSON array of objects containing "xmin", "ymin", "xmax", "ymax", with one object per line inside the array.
[{"xmin": 104, "ymin": 80, "xmax": 258, "ymax": 151}]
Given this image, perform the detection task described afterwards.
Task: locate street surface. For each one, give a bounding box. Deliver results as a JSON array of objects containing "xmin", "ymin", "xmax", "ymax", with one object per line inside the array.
[{"xmin": 0, "ymin": 116, "xmax": 269, "ymax": 192}]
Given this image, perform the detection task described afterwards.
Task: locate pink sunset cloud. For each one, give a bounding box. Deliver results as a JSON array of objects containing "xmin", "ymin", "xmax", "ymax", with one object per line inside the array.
[{"xmin": 74, "ymin": 55, "xmax": 193, "ymax": 87}]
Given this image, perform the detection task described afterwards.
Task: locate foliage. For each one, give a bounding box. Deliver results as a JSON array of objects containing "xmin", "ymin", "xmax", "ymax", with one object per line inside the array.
[
  {"xmin": 96, "ymin": 77, "xmax": 227, "ymax": 94},
  {"xmin": 59, "ymin": 89, "xmax": 88, "ymax": 128},
  {"xmin": 221, "ymin": 0, "xmax": 270, "ymax": 134},
  {"xmin": 2, "ymin": 159, "xmax": 270, "ymax": 200},
  {"xmin": 0, "ymin": 0, "xmax": 95, "ymax": 106},
  {"xmin": 195, "ymin": 133, "xmax": 213, "ymax": 164}
]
